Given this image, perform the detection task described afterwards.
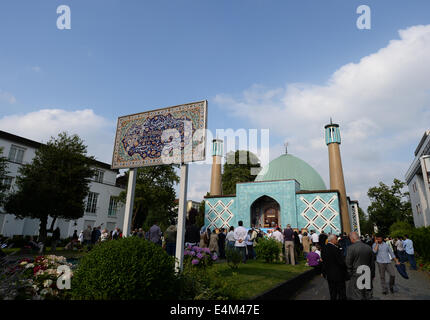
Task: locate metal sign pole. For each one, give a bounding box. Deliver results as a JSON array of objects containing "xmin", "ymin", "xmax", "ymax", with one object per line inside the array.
[
  {"xmin": 123, "ymin": 168, "xmax": 137, "ymax": 237},
  {"xmin": 175, "ymin": 163, "xmax": 189, "ymax": 272}
]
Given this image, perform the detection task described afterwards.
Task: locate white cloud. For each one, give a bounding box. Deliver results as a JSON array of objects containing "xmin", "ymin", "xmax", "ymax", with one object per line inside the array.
[
  {"xmin": 0, "ymin": 109, "xmax": 115, "ymax": 164},
  {"xmin": 0, "ymin": 91, "xmax": 16, "ymax": 104},
  {"xmin": 214, "ymin": 24, "xmax": 430, "ymax": 211}
]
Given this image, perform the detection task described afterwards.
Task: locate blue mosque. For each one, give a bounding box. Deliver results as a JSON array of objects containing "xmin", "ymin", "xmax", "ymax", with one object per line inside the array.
[{"xmin": 204, "ymin": 121, "xmax": 361, "ymax": 235}]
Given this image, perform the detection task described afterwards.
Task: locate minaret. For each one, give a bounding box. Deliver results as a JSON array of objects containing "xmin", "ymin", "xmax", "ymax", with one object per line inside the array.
[
  {"xmin": 210, "ymin": 139, "xmax": 223, "ymax": 196},
  {"xmin": 325, "ymin": 120, "xmax": 351, "ymax": 233}
]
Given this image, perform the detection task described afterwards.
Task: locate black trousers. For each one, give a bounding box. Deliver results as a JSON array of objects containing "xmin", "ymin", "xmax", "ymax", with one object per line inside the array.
[{"xmin": 327, "ymin": 280, "xmax": 347, "ymax": 300}]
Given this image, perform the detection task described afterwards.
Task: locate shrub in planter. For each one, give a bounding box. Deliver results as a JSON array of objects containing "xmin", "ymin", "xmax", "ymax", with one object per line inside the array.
[
  {"xmin": 255, "ymin": 238, "xmax": 282, "ymax": 263},
  {"xmin": 178, "ymin": 264, "xmax": 236, "ymax": 300},
  {"xmin": 225, "ymin": 247, "xmax": 242, "ymax": 269},
  {"xmin": 71, "ymin": 237, "xmax": 178, "ymax": 300}
]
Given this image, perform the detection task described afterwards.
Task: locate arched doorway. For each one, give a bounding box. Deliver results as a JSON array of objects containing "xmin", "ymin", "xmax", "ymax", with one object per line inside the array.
[{"xmin": 250, "ymin": 195, "xmax": 281, "ymax": 228}]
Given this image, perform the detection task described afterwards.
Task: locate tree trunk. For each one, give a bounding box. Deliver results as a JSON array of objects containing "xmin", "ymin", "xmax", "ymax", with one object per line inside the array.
[
  {"xmin": 38, "ymin": 216, "xmax": 48, "ymax": 245},
  {"xmin": 48, "ymin": 216, "xmax": 57, "ymax": 233}
]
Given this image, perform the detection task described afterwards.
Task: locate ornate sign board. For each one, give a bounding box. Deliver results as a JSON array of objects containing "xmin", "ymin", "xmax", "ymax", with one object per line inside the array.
[{"xmin": 112, "ymin": 100, "xmax": 207, "ymax": 169}]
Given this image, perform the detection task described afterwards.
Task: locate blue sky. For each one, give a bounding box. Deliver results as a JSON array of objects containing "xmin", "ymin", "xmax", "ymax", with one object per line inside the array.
[{"xmin": 1, "ymin": 0, "xmax": 430, "ymax": 210}]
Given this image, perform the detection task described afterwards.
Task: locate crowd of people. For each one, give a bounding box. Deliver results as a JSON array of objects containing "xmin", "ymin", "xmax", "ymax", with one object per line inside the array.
[{"xmin": 2, "ymin": 213, "xmax": 418, "ymax": 301}]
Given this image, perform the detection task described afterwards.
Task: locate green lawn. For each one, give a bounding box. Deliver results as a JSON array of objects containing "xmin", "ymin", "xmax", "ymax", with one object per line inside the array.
[{"xmin": 212, "ymin": 259, "xmax": 311, "ymax": 299}]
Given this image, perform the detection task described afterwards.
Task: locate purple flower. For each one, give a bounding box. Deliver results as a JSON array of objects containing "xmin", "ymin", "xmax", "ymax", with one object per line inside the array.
[
  {"xmin": 184, "ymin": 250, "xmax": 190, "ymax": 256},
  {"xmin": 192, "ymin": 246, "xmax": 200, "ymax": 252},
  {"xmin": 212, "ymin": 254, "xmax": 218, "ymax": 261},
  {"xmin": 197, "ymin": 253, "xmax": 203, "ymax": 259},
  {"xmin": 191, "ymin": 259, "xmax": 199, "ymax": 265},
  {"xmin": 190, "ymin": 251, "xmax": 196, "ymax": 256},
  {"xmin": 203, "ymin": 248, "xmax": 211, "ymax": 254}
]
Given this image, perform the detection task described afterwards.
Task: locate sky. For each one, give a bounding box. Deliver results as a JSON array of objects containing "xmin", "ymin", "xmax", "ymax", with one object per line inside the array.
[{"xmin": 1, "ymin": 0, "xmax": 430, "ymax": 213}]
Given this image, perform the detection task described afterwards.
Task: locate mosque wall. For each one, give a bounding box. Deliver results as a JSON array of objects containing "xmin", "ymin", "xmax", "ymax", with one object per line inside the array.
[
  {"xmin": 295, "ymin": 191, "xmax": 342, "ymax": 234},
  {"xmin": 205, "ymin": 196, "xmax": 236, "ymax": 230}
]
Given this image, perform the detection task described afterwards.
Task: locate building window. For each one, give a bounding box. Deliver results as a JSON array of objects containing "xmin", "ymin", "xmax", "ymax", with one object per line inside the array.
[
  {"xmin": 8, "ymin": 145, "xmax": 25, "ymax": 164},
  {"xmin": 108, "ymin": 197, "xmax": 119, "ymax": 216},
  {"xmin": 94, "ymin": 170, "xmax": 104, "ymax": 183},
  {"xmin": 86, "ymin": 192, "xmax": 99, "ymax": 214},
  {"xmin": 417, "ymin": 203, "xmax": 421, "ymax": 215},
  {"xmin": 2, "ymin": 176, "xmax": 13, "ymax": 191}
]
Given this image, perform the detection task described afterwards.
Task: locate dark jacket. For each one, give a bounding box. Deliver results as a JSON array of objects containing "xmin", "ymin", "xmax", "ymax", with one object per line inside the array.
[
  {"xmin": 283, "ymin": 228, "xmax": 294, "ymax": 241},
  {"xmin": 321, "ymin": 243, "xmax": 348, "ymax": 282},
  {"xmin": 346, "ymin": 240, "xmax": 375, "ymax": 279},
  {"xmin": 52, "ymin": 228, "xmax": 61, "ymax": 241},
  {"xmin": 319, "ymin": 233, "xmax": 328, "ymax": 247},
  {"xmin": 185, "ymin": 224, "xmax": 200, "ymax": 244},
  {"xmin": 345, "ymin": 240, "xmax": 376, "ymax": 300}
]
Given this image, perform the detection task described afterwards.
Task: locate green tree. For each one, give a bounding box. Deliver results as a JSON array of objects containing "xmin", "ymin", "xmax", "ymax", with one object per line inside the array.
[
  {"xmin": 119, "ymin": 165, "xmax": 179, "ymax": 231},
  {"xmin": 0, "ymin": 147, "xmax": 9, "ymax": 206},
  {"xmin": 358, "ymin": 207, "xmax": 374, "ymax": 235},
  {"xmin": 367, "ymin": 178, "xmax": 413, "ymax": 236},
  {"xmin": 195, "ymin": 197, "xmax": 207, "ymax": 228},
  {"xmin": 221, "ymin": 150, "xmax": 261, "ymax": 195},
  {"xmin": 4, "ymin": 133, "xmax": 95, "ymax": 242}
]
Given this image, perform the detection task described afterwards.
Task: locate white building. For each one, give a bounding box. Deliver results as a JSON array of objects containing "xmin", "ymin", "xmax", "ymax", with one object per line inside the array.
[
  {"xmin": 405, "ymin": 130, "xmax": 430, "ymax": 228},
  {"xmin": 0, "ymin": 130, "xmax": 126, "ymax": 238}
]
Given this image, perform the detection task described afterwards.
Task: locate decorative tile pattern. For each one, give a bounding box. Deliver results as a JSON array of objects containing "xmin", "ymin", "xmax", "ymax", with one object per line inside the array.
[
  {"xmin": 206, "ymin": 199, "xmax": 234, "ymax": 230},
  {"xmin": 299, "ymin": 195, "xmax": 341, "ymax": 234}
]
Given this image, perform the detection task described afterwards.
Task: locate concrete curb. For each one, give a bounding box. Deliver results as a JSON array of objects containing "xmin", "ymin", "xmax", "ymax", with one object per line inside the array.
[{"xmin": 252, "ymin": 268, "xmax": 318, "ymax": 300}]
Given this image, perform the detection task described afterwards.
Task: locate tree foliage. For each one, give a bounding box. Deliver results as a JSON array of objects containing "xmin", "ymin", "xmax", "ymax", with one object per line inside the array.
[
  {"xmin": 4, "ymin": 133, "xmax": 95, "ymax": 241},
  {"xmin": 118, "ymin": 165, "xmax": 179, "ymax": 231},
  {"xmin": 357, "ymin": 206, "xmax": 374, "ymax": 235},
  {"xmin": 0, "ymin": 147, "xmax": 8, "ymax": 206},
  {"xmin": 367, "ymin": 178, "xmax": 413, "ymax": 236},
  {"xmin": 221, "ymin": 150, "xmax": 261, "ymax": 195}
]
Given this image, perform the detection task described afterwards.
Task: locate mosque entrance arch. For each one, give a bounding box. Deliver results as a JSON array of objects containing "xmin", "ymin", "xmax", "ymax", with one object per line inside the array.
[{"xmin": 250, "ymin": 195, "xmax": 281, "ymax": 228}]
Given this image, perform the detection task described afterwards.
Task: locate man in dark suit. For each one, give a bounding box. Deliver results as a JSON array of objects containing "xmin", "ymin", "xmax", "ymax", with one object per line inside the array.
[
  {"xmin": 322, "ymin": 234, "xmax": 347, "ymax": 300},
  {"xmin": 319, "ymin": 231, "xmax": 328, "ymax": 248},
  {"xmin": 346, "ymin": 232, "xmax": 375, "ymax": 300}
]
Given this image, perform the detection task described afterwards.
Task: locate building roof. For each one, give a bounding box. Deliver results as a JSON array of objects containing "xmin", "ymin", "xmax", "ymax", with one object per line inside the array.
[
  {"xmin": 0, "ymin": 130, "xmax": 117, "ymax": 172},
  {"xmin": 254, "ymin": 154, "xmax": 327, "ymax": 191}
]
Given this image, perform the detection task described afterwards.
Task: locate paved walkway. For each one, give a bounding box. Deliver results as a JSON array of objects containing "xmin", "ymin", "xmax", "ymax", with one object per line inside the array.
[{"xmin": 293, "ymin": 263, "xmax": 430, "ymax": 300}]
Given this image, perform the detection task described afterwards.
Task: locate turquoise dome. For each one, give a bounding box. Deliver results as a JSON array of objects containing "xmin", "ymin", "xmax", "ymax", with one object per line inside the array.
[{"xmin": 254, "ymin": 154, "xmax": 327, "ymax": 190}]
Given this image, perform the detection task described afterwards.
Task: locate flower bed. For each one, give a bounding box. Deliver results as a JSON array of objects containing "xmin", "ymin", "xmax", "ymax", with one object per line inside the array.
[
  {"xmin": 0, "ymin": 255, "xmax": 74, "ymax": 300},
  {"xmin": 183, "ymin": 245, "xmax": 218, "ymax": 268}
]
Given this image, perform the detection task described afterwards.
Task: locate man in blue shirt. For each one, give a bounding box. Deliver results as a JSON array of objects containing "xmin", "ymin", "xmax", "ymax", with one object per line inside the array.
[
  {"xmin": 372, "ymin": 234, "xmax": 400, "ymax": 295},
  {"xmin": 403, "ymin": 235, "xmax": 417, "ymax": 270}
]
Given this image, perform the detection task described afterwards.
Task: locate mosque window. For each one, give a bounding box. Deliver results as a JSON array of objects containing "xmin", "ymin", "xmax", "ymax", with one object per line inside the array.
[
  {"xmin": 108, "ymin": 197, "xmax": 118, "ymax": 216},
  {"xmin": 8, "ymin": 145, "xmax": 25, "ymax": 164},
  {"xmin": 86, "ymin": 192, "xmax": 99, "ymax": 214},
  {"xmin": 94, "ymin": 169, "xmax": 104, "ymax": 183}
]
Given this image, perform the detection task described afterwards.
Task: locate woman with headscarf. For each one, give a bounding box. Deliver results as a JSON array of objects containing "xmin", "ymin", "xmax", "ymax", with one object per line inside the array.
[
  {"xmin": 199, "ymin": 226, "xmax": 208, "ymax": 248},
  {"xmin": 208, "ymin": 228, "xmax": 219, "ymax": 255}
]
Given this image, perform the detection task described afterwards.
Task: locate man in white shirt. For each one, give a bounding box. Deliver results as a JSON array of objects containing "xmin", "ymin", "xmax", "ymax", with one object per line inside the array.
[
  {"xmin": 234, "ymin": 220, "xmax": 248, "ymax": 263},
  {"xmin": 272, "ymin": 227, "xmax": 284, "ymax": 243},
  {"xmin": 311, "ymin": 230, "xmax": 319, "ymax": 245}
]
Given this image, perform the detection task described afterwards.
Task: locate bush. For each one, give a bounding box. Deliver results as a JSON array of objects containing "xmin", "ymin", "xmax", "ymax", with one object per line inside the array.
[
  {"xmin": 389, "ymin": 223, "xmax": 430, "ymax": 263},
  {"xmin": 71, "ymin": 237, "xmax": 178, "ymax": 300},
  {"xmin": 178, "ymin": 264, "xmax": 236, "ymax": 300},
  {"xmin": 255, "ymin": 238, "xmax": 282, "ymax": 263},
  {"xmin": 225, "ymin": 247, "xmax": 242, "ymax": 269},
  {"xmin": 389, "ymin": 221, "xmax": 413, "ymax": 239}
]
